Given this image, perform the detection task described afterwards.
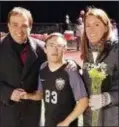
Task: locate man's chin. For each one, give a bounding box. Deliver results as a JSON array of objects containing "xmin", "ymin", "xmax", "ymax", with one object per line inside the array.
[{"xmin": 14, "ymin": 38, "xmax": 26, "ymax": 44}]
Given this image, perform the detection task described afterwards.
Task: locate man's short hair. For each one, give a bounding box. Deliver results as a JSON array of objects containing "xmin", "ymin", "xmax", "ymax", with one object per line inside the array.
[{"xmin": 8, "ymin": 7, "xmax": 33, "ymax": 27}]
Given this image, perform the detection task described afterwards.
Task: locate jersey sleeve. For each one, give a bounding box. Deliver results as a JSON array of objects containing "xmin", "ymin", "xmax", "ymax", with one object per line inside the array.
[{"xmin": 65, "ymin": 68, "xmax": 88, "ymax": 101}]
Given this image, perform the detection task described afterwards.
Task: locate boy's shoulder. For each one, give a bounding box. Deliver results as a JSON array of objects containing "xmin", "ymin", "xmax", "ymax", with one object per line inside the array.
[
  {"xmin": 65, "ymin": 67, "xmax": 81, "ymax": 79},
  {"xmin": 40, "ymin": 61, "xmax": 48, "ymax": 70}
]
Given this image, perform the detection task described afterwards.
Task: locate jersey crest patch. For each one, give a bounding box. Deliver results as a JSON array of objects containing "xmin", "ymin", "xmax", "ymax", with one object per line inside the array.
[{"xmin": 55, "ymin": 78, "xmax": 65, "ymax": 91}]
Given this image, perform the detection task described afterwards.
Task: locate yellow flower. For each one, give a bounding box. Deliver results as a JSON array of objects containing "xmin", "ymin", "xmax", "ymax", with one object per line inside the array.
[{"xmin": 88, "ymin": 68, "xmax": 107, "ymax": 94}]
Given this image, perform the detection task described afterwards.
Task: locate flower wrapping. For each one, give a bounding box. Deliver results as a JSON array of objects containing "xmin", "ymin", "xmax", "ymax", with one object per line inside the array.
[{"xmin": 84, "ymin": 62, "xmax": 107, "ymax": 126}]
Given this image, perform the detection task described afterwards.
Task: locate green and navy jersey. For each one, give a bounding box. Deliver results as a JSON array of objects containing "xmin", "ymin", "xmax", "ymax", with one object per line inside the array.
[{"xmin": 38, "ymin": 63, "xmax": 87, "ymax": 127}]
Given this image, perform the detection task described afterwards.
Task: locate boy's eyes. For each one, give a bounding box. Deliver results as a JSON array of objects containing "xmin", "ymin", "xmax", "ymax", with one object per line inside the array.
[{"xmin": 47, "ymin": 43, "xmax": 64, "ymax": 48}]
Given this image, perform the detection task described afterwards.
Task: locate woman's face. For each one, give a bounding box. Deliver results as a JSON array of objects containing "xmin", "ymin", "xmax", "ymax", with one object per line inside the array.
[{"xmin": 85, "ymin": 15, "xmax": 107, "ymax": 45}]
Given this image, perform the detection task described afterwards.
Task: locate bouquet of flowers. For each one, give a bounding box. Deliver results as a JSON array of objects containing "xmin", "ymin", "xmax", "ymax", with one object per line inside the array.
[{"xmin": 83, "ymin": 62, "xmax": 108, "ymax": 126}]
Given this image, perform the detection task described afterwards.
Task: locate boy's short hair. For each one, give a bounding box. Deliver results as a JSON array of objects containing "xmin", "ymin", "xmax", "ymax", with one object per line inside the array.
[{"xmin": 45, "ymin": 32, "xmax": 67, "ymax": 46}]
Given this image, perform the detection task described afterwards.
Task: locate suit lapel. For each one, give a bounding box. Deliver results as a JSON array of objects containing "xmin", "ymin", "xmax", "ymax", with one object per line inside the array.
[
  {"xmin": 3, "ymin": 35, "xmax": 38, "ymax": 80},
  {"xmin": 4, "ymin": 34, "xmax": 23, "ymax": 70}
]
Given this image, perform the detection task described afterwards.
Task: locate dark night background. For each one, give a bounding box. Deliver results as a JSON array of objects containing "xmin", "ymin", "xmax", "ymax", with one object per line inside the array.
[{"xmin": 0, "ymin": 1, "xmax": 119, "ymax": 23}]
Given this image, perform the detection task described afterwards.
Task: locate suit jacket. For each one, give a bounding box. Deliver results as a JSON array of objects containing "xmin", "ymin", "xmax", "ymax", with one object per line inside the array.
[{"xmin": 0, "ymin": 34, "xmax": 46, "ymax": 127}]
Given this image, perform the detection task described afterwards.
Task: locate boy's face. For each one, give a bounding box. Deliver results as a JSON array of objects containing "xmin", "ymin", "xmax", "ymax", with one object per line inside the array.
[{"xmin": 44, "ymin": 36, "xmax": 66, "ymax": 63}]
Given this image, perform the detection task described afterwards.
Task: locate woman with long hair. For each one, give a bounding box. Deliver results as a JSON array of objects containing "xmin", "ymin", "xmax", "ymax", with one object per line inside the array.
[{"xmin": 80, "ymin": 7, "xmax": 118, "ymax": 126}]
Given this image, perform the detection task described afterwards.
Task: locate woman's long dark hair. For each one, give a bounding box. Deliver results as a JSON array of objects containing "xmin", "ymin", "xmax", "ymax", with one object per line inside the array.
[{"xmin": 80, "ymin": 7, "xmax": 112, "ymax": 61}]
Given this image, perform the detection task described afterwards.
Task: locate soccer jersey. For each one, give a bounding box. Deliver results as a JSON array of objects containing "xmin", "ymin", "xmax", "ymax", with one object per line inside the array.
[{"xmin": 38, "ymin": 63, "xmax": 87, "ymax": 127}]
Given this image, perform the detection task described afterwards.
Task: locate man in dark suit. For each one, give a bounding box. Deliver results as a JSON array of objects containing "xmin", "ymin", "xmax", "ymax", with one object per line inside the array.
[{"xmin": 0, "ymin": 7, "xmax": 46, "ymax": 127}]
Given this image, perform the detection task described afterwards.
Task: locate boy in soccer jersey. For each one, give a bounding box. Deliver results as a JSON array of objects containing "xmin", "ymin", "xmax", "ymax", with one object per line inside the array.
[{"xmin": 21, "ymin": 33, "xmax": 88, "ymax": 127}]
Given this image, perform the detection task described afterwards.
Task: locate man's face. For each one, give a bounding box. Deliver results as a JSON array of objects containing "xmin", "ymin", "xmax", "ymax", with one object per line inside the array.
[
  {"xmin": 8, "ymin": 14, "xmax": 31, "ymax": 44},
  {"xmin": 45, "ymin": 36, "xmax": 66, "ymax": 63}
]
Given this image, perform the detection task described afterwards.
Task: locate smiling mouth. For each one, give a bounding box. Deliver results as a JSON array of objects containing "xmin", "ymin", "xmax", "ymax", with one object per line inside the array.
[
  {"xmin": 90, "ymin": 34, "xmax": 96, "ymax": 37},
  {"xmin": 16, "ymin": 34, "xmax": 23, "ymax": 37}
]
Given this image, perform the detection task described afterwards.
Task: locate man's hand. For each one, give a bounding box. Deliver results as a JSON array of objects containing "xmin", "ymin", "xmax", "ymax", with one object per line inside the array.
[
  {"xmin": 10, "ymin": 88, "xmax": 25, "ymax": 102},
  {"xmin": 66, "ymin": 59, "xmax": 77, "ymax": 71}
]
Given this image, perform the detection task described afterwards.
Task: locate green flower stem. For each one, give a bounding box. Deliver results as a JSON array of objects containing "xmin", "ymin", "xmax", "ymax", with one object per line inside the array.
[
  {"xmin": 92, "ymin": 110, "xmax": 100, "ymax": 126},
  {"xmin": 85, "ymin": 63, "xmax": 107, "ymax": 126},
  {"xmin": 91, "ymin": 84, "xmax": 101, "ymax": 126},
  {"xmin": 91, "ymin": 81, "xmax": 102, "ymax": 94},
  {"xmin": 88, "ymin": 68, "xmax": 107, "ymax": 126}
]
